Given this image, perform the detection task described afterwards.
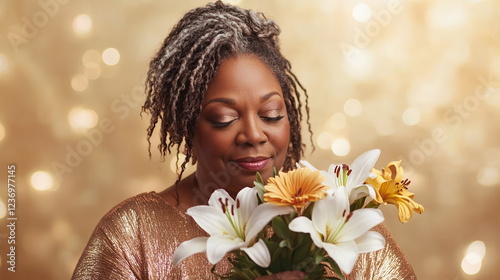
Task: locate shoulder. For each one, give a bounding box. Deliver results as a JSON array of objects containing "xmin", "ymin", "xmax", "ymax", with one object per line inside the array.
[
  {"xmin": 93, "ymin": 192, "xmax": 182, "ymax": 237},
  {"xmin": 105, "ymin": 191, "xmax": 175, "ymax": 216}
]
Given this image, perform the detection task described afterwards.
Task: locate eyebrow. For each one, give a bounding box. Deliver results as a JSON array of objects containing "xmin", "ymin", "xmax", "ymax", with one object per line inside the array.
[
  {"xmin": 205, "ymin": 97, "xmax": 235, "ymax": 106},
  {"xmin": 260, "ymin": 92, "xmax": 281, "ymax": 102},
  {"xmin": 204, "ymin": 92, "xmax": 281, "ymax": 106}
]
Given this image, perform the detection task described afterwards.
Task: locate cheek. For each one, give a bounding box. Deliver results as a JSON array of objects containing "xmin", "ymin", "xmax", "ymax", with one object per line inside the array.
[
  {"xmin": 271, "ymin": 120, "xmax": 291, "ymax": 154},
  {"xmin": 194, "ymin": 126, "xmax": 230, "ymax": 159}
]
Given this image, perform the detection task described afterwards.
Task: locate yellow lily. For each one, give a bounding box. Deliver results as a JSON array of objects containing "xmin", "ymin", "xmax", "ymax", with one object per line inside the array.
[{"xmin": 366, "ymin": 161, "xmax": 424, "ymax": 223}]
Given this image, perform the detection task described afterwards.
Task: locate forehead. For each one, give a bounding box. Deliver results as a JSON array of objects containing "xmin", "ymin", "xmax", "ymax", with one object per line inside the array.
[{"xmin": 203, "ymin": 54, "xmax": 282, "ymax": 103}]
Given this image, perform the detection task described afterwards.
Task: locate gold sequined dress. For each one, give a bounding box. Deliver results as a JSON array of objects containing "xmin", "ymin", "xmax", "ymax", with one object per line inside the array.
[{"xmin": 72, "ymin": 192, "xmax": 416, "ymax": 279}]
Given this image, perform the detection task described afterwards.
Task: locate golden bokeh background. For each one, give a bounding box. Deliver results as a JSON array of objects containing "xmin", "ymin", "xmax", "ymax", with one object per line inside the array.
[{"xmin": 1, "ymin": 0, "xmax": 499, "ymax": 279}]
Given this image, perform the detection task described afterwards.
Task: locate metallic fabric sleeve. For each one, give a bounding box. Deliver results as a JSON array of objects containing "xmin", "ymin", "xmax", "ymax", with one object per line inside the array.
[
  {"xmin": 344, "ymin": 224, "xmax": 417, "ymax": 280},
  {"xmin": 71, "ymin": 192, "xmax": 232, "ymax": 279},
  {"xmin": 72, "ymin": 192, "xmax": 416, "ymax": 279}
]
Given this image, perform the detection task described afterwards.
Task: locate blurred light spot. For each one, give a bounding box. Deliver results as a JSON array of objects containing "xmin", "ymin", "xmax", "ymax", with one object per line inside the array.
[
  {"xmin": 344, "ymin": 99, "xmax": 363, "ymax": 117},
  {"xmin": 68, "ymin": 107, "xmax": 98, "ymax": 130},
  {"xmin": 402, "ymin": 108, "xmax": 421, "ymax": 126},
  {"xmin": 461, "ymin": 254, "xmax": 482, "ymax": 275},
  {"xmin": 326, "ymin": 113, "xmax": 346, "ymax": 130},
  {"xmin": 82, "ymin": 49, "xmax": 101, "ymax": 67},
  {"xmin": 461, "ymin": 240, "xmax": 486, "ymax": 275},
  {"xmin": 71, "ymin": 74, "xmax": 89, "ymax": 92},
  {"xmin": 102, "ymin": 48, "xmax": 120, "ymax": 66},
  {"xmin": 373, "ymin": 117, "xmax": 396, "ymax": 136},
  {"xmin": 0, "ymin": 53, "xmax": 7, "ymax": 73},
  {"xmin": 84, "ymin": 62, "xmax": 101, "ymax": 80},
  {"xmin": 222, "ymin": 0, "xmax": 243, "ymax": 5},
  {"xmin": 0, "ymin": 199, "xmax": 6, "ymax": 219},
  {"xmin": 467, "ymin": 240, "xmax": 486, "ymax": 258},
  {"xmin": 352, "ymin": 3, "xmax": 372, "ymax": 22},
  {"xmin": 331, "ymin": 138, "xmax": 350, "ymax": 156},
  {"xmin": 477, "ymin": 167, "xmax": 499, "ymax": 187},
  {"xmin": 427, "ymin": 4, "xmax": 467, "ymax": 30},
  {"xmin": 317, "ymin": 131, "xmax": 335, "ymax": 150},
  {"xmin": 170, "ymin": 154, "xmax": 186, "ymax": 174},
  {"xmin": 30, "ymin": 171, "xmax": 54, "ymax": 191},
  {"xmin": 346, "ymin": 50, "xmax": 373, "ymax": 78},
  {"xmin": 72, "ymin": 14, "xmax": 92, "ymax": 35},
  {"xmin": 0, "ymin": 123, "xmax": 5, "ymax": 142}
]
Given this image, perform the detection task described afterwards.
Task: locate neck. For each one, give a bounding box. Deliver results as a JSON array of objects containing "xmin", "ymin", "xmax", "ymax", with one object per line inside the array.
[{"xmin": 191, "ymin": 174, "xmax": 212, "ymax": 205}]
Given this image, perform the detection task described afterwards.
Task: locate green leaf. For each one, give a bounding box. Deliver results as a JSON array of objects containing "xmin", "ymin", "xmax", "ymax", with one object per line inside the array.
[
  {"xmin": 365, "ymin": 200, "xmax": 380, "ymax": 208},
  {"xmin": 350, "ymin": 196, "xmax": 366, "ymax": 212},
  {"xmin": 324, "ymin": 256, "xmax": 345, "ymax": 280},
  {"xmin": 271, "ymin": 216, "xmax": 292, "ymax": 241}
]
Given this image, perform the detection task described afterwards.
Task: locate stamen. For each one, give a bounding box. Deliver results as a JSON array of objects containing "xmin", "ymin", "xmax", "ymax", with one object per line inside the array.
[
  {"xmin": 347, "ymin": 169, "xmax": 352, "ymax": 176},
  {"xmin": 335, "ymin": 166, "xmax": 340, "ymax": 177},
  {"xmin": 236, "ymin": 199, "xmax": 240, "ymax": 209},
  {"xmin": 342, "ymin": 209, "xmax": 347, "ymax": 217},
  {"xmin": 225, "ymin": 198, "xmax": 229, "ymax": 207},
  {"xmin": 218, "ymin": 198, "xmax": 226, "ymax": 213},
  {"xmin": 346, "ymin": 212, "xmax": 354, "ymax": 223},
  {"xmin": 231, "ymin": 204, "xmax": 235, "ymax": 216}
]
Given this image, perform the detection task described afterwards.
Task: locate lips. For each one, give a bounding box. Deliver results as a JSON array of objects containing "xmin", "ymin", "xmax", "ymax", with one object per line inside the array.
[{"xmin": 232, "ymin": 157, "xmax": 270, "ymax": 172}]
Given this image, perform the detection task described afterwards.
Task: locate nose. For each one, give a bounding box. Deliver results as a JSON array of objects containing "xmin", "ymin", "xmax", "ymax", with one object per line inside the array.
[{"xmin": 235, "ymin": 115, "xmax": 268, "ymax": 146}]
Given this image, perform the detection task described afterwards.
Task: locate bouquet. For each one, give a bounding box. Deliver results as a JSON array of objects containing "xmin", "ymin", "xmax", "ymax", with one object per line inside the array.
[{"xmin": 173, "ymin": 149, "xmax": 424, "ymax": 279}]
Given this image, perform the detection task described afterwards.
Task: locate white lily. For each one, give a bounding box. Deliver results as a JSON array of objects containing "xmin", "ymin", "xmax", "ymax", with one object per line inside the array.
[
  {"xmin": 173, "ymin": 187, "xmax": 294, "ymax": 267},
  {"xmin": 300, "ymin": 149, "xmax": 380, "ymax": 203},
  {"xmin": 288, "ymin": 186, "xmax": 385, "ymax": 274}
]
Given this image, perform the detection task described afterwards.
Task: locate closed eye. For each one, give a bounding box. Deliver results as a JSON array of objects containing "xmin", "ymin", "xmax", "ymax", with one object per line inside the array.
[
  {"xmin": 261, "ymin": 115, "xmax": 284, "ymax": 122},
  {"xmin": 212, "ymin": 119, "xmax": 236, "ymax": 128}
]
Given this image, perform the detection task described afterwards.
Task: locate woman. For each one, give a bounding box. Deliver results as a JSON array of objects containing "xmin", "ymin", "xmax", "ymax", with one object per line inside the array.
[{"xmin": 72, "ymin": 2, "xmax": 416, "ymax": 279}]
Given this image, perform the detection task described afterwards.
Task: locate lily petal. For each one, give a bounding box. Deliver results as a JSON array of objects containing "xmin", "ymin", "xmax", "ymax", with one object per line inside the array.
[
  {"xmin": 172, "ymin": 237, "xmax": 208, "ymax": 266},
  {"xmin": 299, "ymin": 160, "xmax": 319, "ymax": 171},
  {"xmin": 323, "ymin": 186, "xmax": 350, "ymax": 221},
  {"xmin": 348, "ymin": 184, "xmax": 376, "ymax": 201},
  {"xmin": 337, "ymin": 208, "xmax": 384, "ymax": 242},
  {"xmin": 187, "ymin": 206, "xmax": 235, "ymax": 236},
  {"xmin": 236, "ymin": 187, "xmax": 258, "ymax": 227},
  {"xmin": 355, "ymin": 231, "xmax": 385, "ymax": 253},
  {"xmin": 241, "ymin": 239, "xmax": 271, "ymax": 268},
  {"xmin": 289, "ymin": 216, "xmax": 324, "ymax": 248},
  {"xmin": 346, "ymin": 149, "xmax": 380, "ymax": 187},
  {"xmin": 206, "ymin": 235, "xmax": 244, "ymax": 264},
  {"xmin": 208, "ymin": 189, "xmax": 232, "ymax": 207},
  {"xmin": 245, "ymin": 203, "xmax": 294, "ymax": 240},
  {"xmin": 323, "ymin": 240, "xmax": 359, "ymax": 275}
]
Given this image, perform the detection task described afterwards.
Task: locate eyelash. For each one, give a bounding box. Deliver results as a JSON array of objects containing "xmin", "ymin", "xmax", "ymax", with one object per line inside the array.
[
  {"xmin": 211, "ymin": 115, "xmax": 284, "ymax": 128},
  {"xmin": 261, "ymin": 115, "xmax": 285, "ymax": 122},
  {"xmin": 212, "ymin": 120, "xmax": 236, "ymax": 128}
]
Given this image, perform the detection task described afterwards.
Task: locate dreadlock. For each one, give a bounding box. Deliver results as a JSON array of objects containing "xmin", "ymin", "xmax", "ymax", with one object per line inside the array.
[{"xmin": 142, "ymin": 1, "xmax": 312, "ymax": 185}]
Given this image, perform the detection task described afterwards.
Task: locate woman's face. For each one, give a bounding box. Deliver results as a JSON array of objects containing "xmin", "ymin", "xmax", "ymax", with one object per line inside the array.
[{"xmin": 193, "ymin": 54, "xmax": 290, "ymax": 196}]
